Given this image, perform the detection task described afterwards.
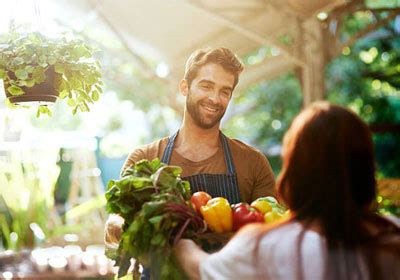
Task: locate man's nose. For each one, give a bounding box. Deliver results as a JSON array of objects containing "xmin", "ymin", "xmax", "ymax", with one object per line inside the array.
[{"xmin": 207, "ymin": 90, "xmax": 220, "ymax": 103}]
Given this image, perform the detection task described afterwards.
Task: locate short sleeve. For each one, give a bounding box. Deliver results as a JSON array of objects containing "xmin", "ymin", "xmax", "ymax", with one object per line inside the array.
[
  {"xmin": 250, "ymin": 151, "xmax": 276, "ymax": 201},
  {"xmin": 120, "ymin": 148, "xmax": 146, "ymax": 177}
]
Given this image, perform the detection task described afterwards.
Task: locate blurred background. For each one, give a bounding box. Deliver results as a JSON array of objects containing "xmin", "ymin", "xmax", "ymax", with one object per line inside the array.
[{"xmin": 0, "ymin": 0, "xmax": 399, "ymax": 278}]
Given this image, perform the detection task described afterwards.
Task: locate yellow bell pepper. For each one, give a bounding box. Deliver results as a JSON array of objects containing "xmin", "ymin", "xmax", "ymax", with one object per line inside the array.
[
  {"xmin": 264, "ymin": 209, "xmax": 282, "ymax": 223},
  {"xmin": 250, "ymin": 199, "xmax": 273, "ymax": 215},
  {"xmin": 200, "ymin": 197, "xmax": 233, "ymax": 233}
]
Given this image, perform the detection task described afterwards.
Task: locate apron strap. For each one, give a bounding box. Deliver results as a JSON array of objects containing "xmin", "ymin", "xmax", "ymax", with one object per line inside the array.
[
  {"xmin": 160, "ymin": 131, "xmax": 178, "ymax": 164},
  {"xmin": 219, "ymin": 132, "xmax": 236, "ymax": 175},
  {"xmin": 160, "ymin": 131, "xmax": 236, "ymax": 175}
]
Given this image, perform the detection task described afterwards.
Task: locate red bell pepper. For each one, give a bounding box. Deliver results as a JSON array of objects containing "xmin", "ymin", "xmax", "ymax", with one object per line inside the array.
[{"xmin": 232, "ymin": 203, "xmax": 264, "ymax": 231}]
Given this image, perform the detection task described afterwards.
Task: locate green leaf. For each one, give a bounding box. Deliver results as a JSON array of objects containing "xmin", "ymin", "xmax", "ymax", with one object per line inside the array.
[
  {"xmin": 28, "ymin": 33, "xmax": 42, "ymax": 45},
  {"xmin": 39, "ymin": 55, "xmax": 46, "ymax": 63},
  {"xmin": 37, "ymin": 106, "xmax": 52, "ymax": 117},
  {"xmin": 67, "ymin": 98, "xmax": 76, "ymax": 107},
  {"xmin": 13, "ymin": 57, "xmax": 24, "ymax": 65},
  {"xmin": 74, "ymin": 45, "xmax": 92, "ymax": 58},
  {"xmin": 7, "ymin": 85, "xmax": 24, "ymax": 96},
  {"xmin": 95, "ymin": 84, "xmax": 103, "ymax": 93},
  {"xmin": 0, "ymin": 69, "xmax": 7, "ymax": 79},
  {"xmin": 23, "ymin": 79, "xmax": 35, "ymax": 87},
  {"xmin": 91, "ymin": 90, "xmax": 99, "ymax": 101},
  {"xmin": 117, "ymin": 253, "xmax": 132, "ymax": 278},
  {"xmin": 59, "ymin": 90, "xmax": 69, "ymax": 99},
  {"xmin": 78, "ymin": 90, "xmax": 93, "ymax": 103},
  {"xmin": 32, "ymin": 68, "xmax": 45, "ymax": 83},
  {"xmin": 69, "ymin": 77, "xmax": 82, "ymax": 90},
  {"xmin": 15, "ymin": 69, "xmax": 28, "ymax": 80},
  {"xmin": 39, "ymin": 106, "xmax": 47, "ymax": 113},
  {"xmin": 48, "ymin": 56, "xmax": 57, "ymax": 65},
  {"xmin": 54, "ymin": 64, "xmax": 64, "ymax": 74},
  {"xmin": 142, "ymin": 201, "xmax": 165, "ymax": 217},
  {"xmin": 151, "ymin": 233, "xmax": 164, "ymax": 246},
  {"xmin": 149, "ymin": 215, "xmax": 163, "ymax": 225},
  {"xmin": 25, "ymin": 66, "xmax": 35, "ymax": 73},
  {"xmin": 82, "ymin": 101, "xmax": 90, "ymax": 112}
]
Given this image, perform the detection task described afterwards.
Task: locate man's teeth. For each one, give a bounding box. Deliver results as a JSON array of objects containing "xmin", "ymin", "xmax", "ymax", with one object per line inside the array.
[{"xmin": 203, "ymin": 104, "xmax": 218, "ymax": 112}]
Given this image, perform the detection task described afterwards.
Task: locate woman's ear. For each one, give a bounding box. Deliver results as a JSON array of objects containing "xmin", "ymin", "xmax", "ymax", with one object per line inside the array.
[{"xmin": 179, "ymin": 79, "xmax": 189, "ymax": 97}]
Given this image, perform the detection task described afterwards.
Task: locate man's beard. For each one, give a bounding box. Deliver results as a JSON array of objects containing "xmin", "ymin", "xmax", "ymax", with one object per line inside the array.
[{"xmin": 186, "ymin": 92, "xmax": 226, "ymax": 129}]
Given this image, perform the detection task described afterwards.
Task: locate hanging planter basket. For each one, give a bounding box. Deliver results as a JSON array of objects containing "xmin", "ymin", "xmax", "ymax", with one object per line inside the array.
[
  {"xmin": 0, "ymin": 26, "xmax": 103, "ymax": 116},
  {"xmin": 4, "ymin": 66, "xmax": 59, "ymax": 105}
]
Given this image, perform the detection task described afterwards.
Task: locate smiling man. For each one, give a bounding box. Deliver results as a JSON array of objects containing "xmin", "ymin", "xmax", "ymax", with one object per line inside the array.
[
  {"xmin": 105, "ymin": 48, "xmax": 276, "ymax": 277},
  {"xmin": 118, "ymin": 47, "xmax": 275, "ymax": 203}
]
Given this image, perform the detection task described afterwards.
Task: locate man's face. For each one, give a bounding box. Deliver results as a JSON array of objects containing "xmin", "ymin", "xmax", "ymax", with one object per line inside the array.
[{"xmin": 184, "ymin": 63, "xmax": 235, "ymax": 129}]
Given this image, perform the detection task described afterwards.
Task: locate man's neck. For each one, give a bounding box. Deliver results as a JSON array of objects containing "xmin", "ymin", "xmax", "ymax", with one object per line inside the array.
[{"xmin": 174, "ymin": 117, "xmax": 221, "ymax": 162}]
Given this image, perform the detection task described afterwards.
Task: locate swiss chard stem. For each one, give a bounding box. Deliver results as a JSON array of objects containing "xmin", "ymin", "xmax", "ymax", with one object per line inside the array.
[{"xmin": 173, "ymin": 218, "xmax": 191, "ymax": 245}]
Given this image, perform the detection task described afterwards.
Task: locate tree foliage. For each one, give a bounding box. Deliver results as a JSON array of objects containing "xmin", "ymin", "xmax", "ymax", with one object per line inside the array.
[{"xmin": 224, "ymin": 12, "xmax": 400, "ymax": 178}]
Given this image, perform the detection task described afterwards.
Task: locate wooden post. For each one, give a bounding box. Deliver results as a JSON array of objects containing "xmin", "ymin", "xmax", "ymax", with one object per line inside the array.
[{"xmin": 299, "ymin": 18, "xmax": 327, "ymax": 107}]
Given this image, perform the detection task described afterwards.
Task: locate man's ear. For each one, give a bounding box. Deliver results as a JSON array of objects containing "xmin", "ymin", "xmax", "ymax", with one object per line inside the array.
[{"xmin": 179, "ymin": 79, "xmax": 189, "ymax": 97}]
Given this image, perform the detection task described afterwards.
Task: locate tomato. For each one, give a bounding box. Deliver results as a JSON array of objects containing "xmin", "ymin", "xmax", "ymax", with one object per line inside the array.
[{"xmin": 190, "ymin": 191, "xmax": 212, "ymax": 213}]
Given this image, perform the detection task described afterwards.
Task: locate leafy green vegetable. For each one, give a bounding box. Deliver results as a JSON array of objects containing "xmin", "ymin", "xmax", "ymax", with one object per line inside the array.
[{"xmin": 105, "ymin": 159, "xmax": 206, "ymax": 279}]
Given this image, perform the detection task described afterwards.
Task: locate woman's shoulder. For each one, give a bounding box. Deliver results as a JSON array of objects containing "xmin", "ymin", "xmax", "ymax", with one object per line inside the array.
[
  {"xmin": 234, "ymin": 221, "xmax": 318, "ymax": 246},
  {"xmin": 257, "ymin": 221, "xmax": 324, "ymax": 250}
]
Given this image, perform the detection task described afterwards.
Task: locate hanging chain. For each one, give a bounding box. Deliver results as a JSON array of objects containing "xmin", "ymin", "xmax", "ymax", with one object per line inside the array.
[{"xmin": 34, "ymin": 0, "xmax": 42, "ymax": 30}]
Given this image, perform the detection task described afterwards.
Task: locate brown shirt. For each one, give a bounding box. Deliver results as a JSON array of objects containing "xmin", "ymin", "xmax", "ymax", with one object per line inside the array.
[{"xmin": 121, "ymin": 136, "xmax": 276, "ymax": 203}]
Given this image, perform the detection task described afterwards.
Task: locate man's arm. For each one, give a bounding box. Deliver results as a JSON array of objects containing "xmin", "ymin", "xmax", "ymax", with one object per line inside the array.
[
  {"xmin": 251, "ymin": 152, "xmax": 276, "ymax": 201},
  {"xmin": 120, "ymin": 148, "xmax": 147, "ymax": 176}
]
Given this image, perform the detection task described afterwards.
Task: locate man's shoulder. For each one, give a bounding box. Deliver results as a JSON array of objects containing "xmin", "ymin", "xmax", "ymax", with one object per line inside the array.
[
  {"xmin": 136, "ymin": 137, "xmax": 169, "ymax": 153},
  {"xmin": 122, "ymin": 137, "xmax": 169, "ymax": 174},
  {"xmin": 226, "ymin": 137, "xmax": 266, "ymax": 158},
  {"xmin": 127, "ymin": 136, "xmax": 169, "ymax": 162}
]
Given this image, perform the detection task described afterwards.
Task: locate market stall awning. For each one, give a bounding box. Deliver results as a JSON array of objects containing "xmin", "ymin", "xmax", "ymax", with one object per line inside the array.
[{"xmin": 68, "ymin": 0, "xmax": 398, "ymax": 105}]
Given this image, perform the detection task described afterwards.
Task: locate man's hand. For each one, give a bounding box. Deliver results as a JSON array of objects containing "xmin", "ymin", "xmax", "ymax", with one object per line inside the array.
[{"xmin": 104, "ymin": 214, "xmax": 124, "ymax": 249}]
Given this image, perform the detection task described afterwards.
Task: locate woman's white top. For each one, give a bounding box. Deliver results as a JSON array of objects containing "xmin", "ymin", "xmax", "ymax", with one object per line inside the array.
[{"xmin": 200, "ymin": 221, "xmax": 400, "ymax": 280}]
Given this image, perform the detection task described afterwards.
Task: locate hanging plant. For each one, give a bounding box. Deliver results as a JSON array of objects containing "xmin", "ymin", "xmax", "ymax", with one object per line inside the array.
[{"xmin": 0, "ymin": 26, "xmax": 103, "ymax": 116}]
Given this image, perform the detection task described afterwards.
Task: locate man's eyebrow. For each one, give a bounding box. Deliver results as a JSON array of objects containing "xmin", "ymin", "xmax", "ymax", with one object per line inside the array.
[
  {"xmin": 221, "ymin": 85, "xmax": 233, "ymax": 91},
  {"xmin": 198, "ymin": 79, "xmax": 215, "ymax": 85}
]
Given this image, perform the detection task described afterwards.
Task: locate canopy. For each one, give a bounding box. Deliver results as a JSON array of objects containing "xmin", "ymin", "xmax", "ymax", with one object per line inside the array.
[{"xmin": 68, "ymin": 0, "xmax": 399, "ymax": 105}]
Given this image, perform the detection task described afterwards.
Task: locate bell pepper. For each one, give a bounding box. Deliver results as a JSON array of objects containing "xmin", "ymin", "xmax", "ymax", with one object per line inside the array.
[
  {"xmin": 232, "ymin": 203, "xmax": 264, "ymax": 231},
  {"xmin": 252, "ymin": 196, "xmax": 286, "ymax": 215},
  {"xmin": 264, "ymin": 209, "xmax": 291, "ymax": 223},
  {"xmin": 250, "ymin": 199, "xmax": 273, "ymax": 214},
  {"xmin": 200, "ymin": 197, "xmax": 232, "ymax": 233},
  {"xmin": 264, "ymin": 209, "xmax": 282, "ymax": 223}
]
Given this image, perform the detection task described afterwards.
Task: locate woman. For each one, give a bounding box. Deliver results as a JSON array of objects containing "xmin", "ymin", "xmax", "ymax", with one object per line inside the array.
[{"xmin": 174, "ymin": 102, "xmax": 400, "ymax": 279}]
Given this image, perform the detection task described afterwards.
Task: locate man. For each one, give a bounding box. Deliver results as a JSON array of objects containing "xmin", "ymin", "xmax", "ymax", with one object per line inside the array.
[{"xmin": 105, "ymin": 47, "xmax": 275, "ymax": 248}]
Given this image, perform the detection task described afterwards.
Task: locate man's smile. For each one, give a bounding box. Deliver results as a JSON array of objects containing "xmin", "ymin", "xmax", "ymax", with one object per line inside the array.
[{"xmin": 200, "ymin": 102, "xmax": 220, "ymax": 113}]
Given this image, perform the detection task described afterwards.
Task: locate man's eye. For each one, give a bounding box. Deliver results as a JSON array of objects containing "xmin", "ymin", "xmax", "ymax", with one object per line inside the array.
[
  {"xmin": 201, "ymin": 85, "xmax": 211, "ymax": 89},
  {"xmin": 221, "ymin": 91, "xmax": 231, "ymax": 97}
]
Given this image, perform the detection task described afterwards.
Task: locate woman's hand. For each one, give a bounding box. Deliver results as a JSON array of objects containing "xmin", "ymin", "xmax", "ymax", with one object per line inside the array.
[{"xmin": 174, "ymin": 239, "xmax": 209, "ymax": 280}]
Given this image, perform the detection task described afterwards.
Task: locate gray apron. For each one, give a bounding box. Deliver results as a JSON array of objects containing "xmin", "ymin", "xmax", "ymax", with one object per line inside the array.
[{"xmin": 161, "ymin": 130, "xmax": 241, "ymax": 203}]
